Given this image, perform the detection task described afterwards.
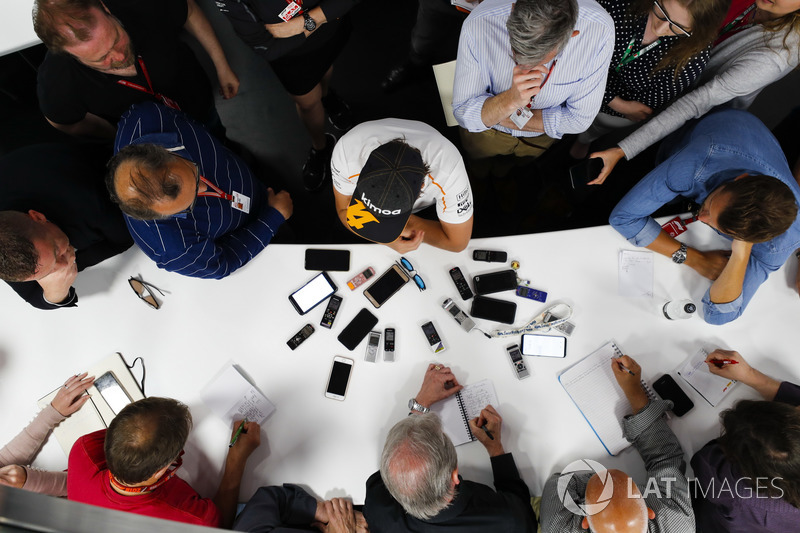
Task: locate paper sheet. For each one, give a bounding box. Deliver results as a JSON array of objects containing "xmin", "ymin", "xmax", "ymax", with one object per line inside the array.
[
  {"xmin": 201, "ymin": 364, "xmax": 275, "ymax": 425},
  {"xmin": 432, "ymin": 61, "xmax": 458, "ymax": 127},
  {"xmin": 677, "ymin": 348, "xmax": 737, "ymax": 407},
  {"xmin": 618, "ymin": 250, "xmax": 654, "ymax": 298},
  {"xmin": 431, "ymin": 379, "xmax": 498, "ymax": 447}
]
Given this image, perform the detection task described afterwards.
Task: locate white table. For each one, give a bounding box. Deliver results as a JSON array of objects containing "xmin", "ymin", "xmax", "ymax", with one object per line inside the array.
[
  {"xmin": 1, "ymin": 1, "xmax": 38, "ymax": 56},
  {"xmin": 2, "ymin": 221, "xmax": 798, "ymax": 504}
]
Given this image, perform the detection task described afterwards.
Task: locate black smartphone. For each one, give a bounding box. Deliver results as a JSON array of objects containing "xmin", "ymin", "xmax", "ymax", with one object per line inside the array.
[
  {"xmin": 569, "ymin": 158, "xmax": 603, "ymax": 190},
  {"xmin": 304, "ymin": 249, "xmax": 351, "ymax": 271},
  {"xmin": 470, "ymin": 296, "xmax": 517, "ymax": 324},
  {"xmin": 473, "ymin": 250, "xmax": 507, "ymax": 263},
  {"xmin": 337, "ymin": 308, "xmax": 379, "ymax": 350},
  {"xmin": 473, "ymin": 270, "xmax": 517, "ymax": 295},
  {"xmin": 363, "ymin": 264, "xmax": 409, "ymax": 308},
  {"xmin": 288, "ymin": 272, "xmax": 337, "ymax": 315},
  {"xmin": 653, "ymin": 374, "xmax": 694, "ymax": 417}
]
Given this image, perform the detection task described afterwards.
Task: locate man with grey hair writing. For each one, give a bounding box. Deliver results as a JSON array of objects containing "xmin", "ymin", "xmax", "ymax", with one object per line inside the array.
[
  {"xmin": 452, "ymin": 0, "xmax": 614, "ymax": 171},
  {"xmin": 363, "ymin": 364, "xmax": 537, "ymax": 531}
]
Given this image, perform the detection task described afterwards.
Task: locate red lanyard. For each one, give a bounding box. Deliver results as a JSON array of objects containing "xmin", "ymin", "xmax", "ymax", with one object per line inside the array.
[
  {"xmin": 116, "ymin": 57, "xmax": 181, "ymax": 111},
  {"xmin": 198, "ymin": 177, "xmax": 234, "ymax": 202},
  {"xmin": 715, "ymin": 3, "xmax": 756, "ymax": 44},
  {"xmin": 526, "ymin": 60, "xmax": 557, "ymax": 109}
]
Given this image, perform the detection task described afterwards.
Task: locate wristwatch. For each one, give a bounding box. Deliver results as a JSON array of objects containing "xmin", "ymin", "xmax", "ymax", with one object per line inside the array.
[
  {"xmin": 408, "ymin": 398, "xmax": 430, "ymax": 414},
  {"xmin": 302, "ymin": 12, "xmax": 317, "ymax": 31},
  {"xmin": 671, "ymin": 243, "xmax": 688, "ymax": 264}
]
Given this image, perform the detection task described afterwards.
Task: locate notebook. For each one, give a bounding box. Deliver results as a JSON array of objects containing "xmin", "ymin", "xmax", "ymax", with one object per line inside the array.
[
  {"xmin": 201, "ymin": 363, "xmax": 276, "ymax": 425},
  {"xmin": 37, "ymin": 352, "xmax": 145, "ymax": 456},
  {"xmin": 559, "ymin": 341, "xmax": 657, "ymax": 456},
  {"xmin": 677, "ymin": 348, "xmax": 737, "ymax": 407},
  {"xmin": 430, "ymin": 379, "xmax": 498, "ymax": 446}
]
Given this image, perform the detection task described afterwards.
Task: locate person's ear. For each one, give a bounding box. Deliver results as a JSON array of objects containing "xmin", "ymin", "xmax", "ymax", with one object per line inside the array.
[
  {"xmin": 27, "ymin": 210, "xmax": 47, "ymax": 223},
  {"xmin": 452, "ymin": 467, "xmax": 460, "ymax": 486},
  {"xmin": 581, "ymin": 517, "xmax": 590, "ymax": 529},
  {"xmin": 572, "ymin": 30, "xmax": 580, "ymax": 38},
  {"xmin": 648, "ymin": 507, "xmax": 656, "ymax": 520},
  {"xmin": 734, "ymin": 172, "xmax": 750, "ymax": 181}
]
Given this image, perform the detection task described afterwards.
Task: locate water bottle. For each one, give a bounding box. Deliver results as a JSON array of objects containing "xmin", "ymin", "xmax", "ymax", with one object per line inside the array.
[{"xmin": 663, "ymin": 299, "xmax": 696, "ymax": 320}]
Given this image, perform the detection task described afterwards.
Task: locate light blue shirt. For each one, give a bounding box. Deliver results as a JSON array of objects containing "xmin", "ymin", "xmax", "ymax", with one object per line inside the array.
[
  {"xmin": 610, "ymin": 109, "xmax": 800, "ymax": 325},
  {"xmin": 452, "ymin": 0, "xmax": 614, "ymax": 138}
]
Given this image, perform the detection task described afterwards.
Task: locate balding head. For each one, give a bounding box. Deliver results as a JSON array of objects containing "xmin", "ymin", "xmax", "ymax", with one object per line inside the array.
[{"xmin": 583, "ymin": 469, "xmax": 650, "ymax": 533}]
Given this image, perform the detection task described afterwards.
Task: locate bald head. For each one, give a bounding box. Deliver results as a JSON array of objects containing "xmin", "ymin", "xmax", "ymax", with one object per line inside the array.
[{"xmin": 584, "ymin": 469, "xmax": 649, "ymax": 533}]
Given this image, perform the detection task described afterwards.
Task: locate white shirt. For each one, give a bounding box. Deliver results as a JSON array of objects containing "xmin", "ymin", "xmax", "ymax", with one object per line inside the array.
[{"xmin": 331, "ymin": 119, "xmax": 474, "ymax": 225}]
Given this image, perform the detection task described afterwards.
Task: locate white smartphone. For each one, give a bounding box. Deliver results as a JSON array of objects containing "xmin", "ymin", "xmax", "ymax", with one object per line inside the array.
[
  {"xmin": 325, "ymin": 356, "xmax": 354, "ymax": 400},
  {"xmin": 94, "ymin": 371, "xmax": 132, "ymax": 414},
  {"xmin": 521, "ymin": 334, "xmax": 567, "ymax": 358}
]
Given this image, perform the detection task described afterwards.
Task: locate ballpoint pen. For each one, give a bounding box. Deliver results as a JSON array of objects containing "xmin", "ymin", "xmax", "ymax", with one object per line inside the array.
[{"xmin": 229, "ymin": 418, "xmax": 247, "ymax": 448}]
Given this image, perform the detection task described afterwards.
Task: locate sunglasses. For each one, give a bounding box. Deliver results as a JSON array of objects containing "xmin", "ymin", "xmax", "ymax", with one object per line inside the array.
[
  {"xmin": 398, "ymin": 257, "xmax": 426, "ymax": 291},
  {"xmin": 128, "ymin": 277, "xmax": 165, "ymax": 309},
  {"xmin": 653, "ymin": 0, "xmax": 692, "ymax": 37}
]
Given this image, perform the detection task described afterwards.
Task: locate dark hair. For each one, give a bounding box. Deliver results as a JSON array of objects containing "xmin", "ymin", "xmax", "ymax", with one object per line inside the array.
[
  {"xmin": 0, "ymin": 211, "xmax": 41, "ymax": 282},
  {"xmin": 507, "ymin": 0, "xmax": 578, "ymax": 65},
  {"xmin": 106, "ymin": 144, "xmax": 183, "ymax": 220},
  {"xmin": 719, "ymin": 400, "xmax": 800, "ymax": 507},
  {"xmin": 105, "ymin": 397, "xmax": 192, "ymax": 485},
  {"xmin": 716, "ymin": 175, "xmax": 798, "ymax": 242},
  {"xmin": 33, "ymin": 0, "xmax": 106, "ymax": 52},
  {"xmin": 629, "ymin": 0, "xmax": 728, "ymax": 77},
  {"xmin": 388, "ymin": 137, "xmax": 432, "ymax": 177}
]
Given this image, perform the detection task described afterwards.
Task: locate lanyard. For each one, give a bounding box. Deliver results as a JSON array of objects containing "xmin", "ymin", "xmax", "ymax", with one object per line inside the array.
[
  {"xmin": 480, "ymin": 302, "xmax": 574, "ymax": 338},
  {"xmin": 198, "ymin": 177, "xmax": 234, "ymax": 202},
  {"xmin": 615, "ymin": 38, "xmax": 661, "ymax": 72},
  {"xmin": 526, "ymin": 60, "xmax": 557, "ymax": 108},
  {"xmin": 116, "ymin": 57, "xmax": 181, "ymax": 111},
  {"xmin": 718, "ymin": 3, "xmax": 756, "ymax": 39}
]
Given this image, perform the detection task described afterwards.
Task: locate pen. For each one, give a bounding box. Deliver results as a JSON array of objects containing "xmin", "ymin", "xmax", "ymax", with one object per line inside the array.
[
  {"xmin": 480, "ymin": 425, "xmax": 494, "ymax": 441},
  {"xmin": 711, "ymin": 359, "xmax": 739, "ymax": 368},
  {"xmin": 229, "ymin": 418, "xmax": 247, "ymax": 448},
  {"xmin": 615, "ymin": 360, "xmax": 635, "ymax": 376}
]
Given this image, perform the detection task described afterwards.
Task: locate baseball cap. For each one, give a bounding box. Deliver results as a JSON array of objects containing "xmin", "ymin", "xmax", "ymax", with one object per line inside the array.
[{"xmin": 346, "ymin": 141, "xmax": 426, "ymax": 243}]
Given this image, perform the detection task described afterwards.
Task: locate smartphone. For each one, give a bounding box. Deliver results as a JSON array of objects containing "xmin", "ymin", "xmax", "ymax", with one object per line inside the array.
[
  {"xmin": 337, "ymin": 308, "xmax": 379, "ymax": 350},
  {"xmin": 304, "ymin": 249, "xmax": 350, "ymax": 271},
  {"xmin": 569, "ymin": 158, "xmax": 603, "ymax": 190},
  {"xmin": 421, "ymin": 321, "xmax": 446, "ymax": 353},
  {"xmin": 653, "ymin": 374, "xmax": 694, "ymax": 417},
  {"xmin": 521, "ymin": 334, "xmax": 567, "ymax": 358},
  {"xmin": 363, "ymin": 264, "xmax": 409, "ymax": 308},
  {"xmin": 289, "ymin": 272, "xmax": 337, "ymax": 315},
  {"xmin": 384, "ymin": 328, "xmax": 395, "ymax": 362},
  {"xmin": 94, "ymin": 372, "xmax": 132, "ymax": 415},
  {"xmin": 325, "ymin": 356, "xmax": 354, "ymax": 401},
  {"xmin": 470, "ymin": 296, "xmax": 516, "ymax": 324},
  {"xmin": 473, "ymin": 250, "xmax": 507, "ymax": 263},
  {"xmin": 473, "ymin": 270, "xmax": 517, "ymax": 295},
  {"xmin": 365, "ymin": 331, "xmax": 381, "ymax": 363}
]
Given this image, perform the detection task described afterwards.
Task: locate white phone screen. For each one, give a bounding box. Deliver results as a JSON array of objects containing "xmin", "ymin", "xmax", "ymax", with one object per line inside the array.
[{"xmin": 521, "ymin": 334, "xmax": 566, "ymax": 358}]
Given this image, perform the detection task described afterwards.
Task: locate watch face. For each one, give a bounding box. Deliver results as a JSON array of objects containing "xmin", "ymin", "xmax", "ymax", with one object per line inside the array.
[{"xmin": 304, "ymin": 14, "xmax": 316, "ymax": 31}]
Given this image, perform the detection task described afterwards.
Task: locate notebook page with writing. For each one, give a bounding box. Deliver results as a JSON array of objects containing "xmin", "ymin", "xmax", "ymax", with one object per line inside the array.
[
  {"xmin": 559, "ymin": 341, "xmax": 633, "ymax": 456},
  {"xmin": 201, "ymin": 363, "xmax": 276, "ymax": 425},
  {"xmin": 430, "ymin": 379, "xmax": 498, "ymax": 447},
  {"xmin": 677, "ymin": 348, "xmax": 737, "ymax": 407}
]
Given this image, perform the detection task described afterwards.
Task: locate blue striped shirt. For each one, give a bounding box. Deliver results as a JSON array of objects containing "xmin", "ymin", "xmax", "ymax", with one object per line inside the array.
[
  {"xmin": 452, "ymin": 0, "xmax": 615, "ymax": 138},
  {"xmin": 114, "ymin": 102, "xmax": 286, "ymax": 279}
]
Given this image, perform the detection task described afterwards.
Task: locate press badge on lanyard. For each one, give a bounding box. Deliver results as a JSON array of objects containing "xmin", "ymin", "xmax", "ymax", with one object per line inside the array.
[
  {"xmin": 509, "ymin": 60, "xmax": 557, "ymax": 129},
  {"xmin": 231, "ymin": 192, "xmax": 251, "ymax": 213},
  {"xmin": 279, "ymin": 1, "xmax": 302, "ymax": 21},
  {"xmin": 200, "ymin": 177, "xmax": 251, "ymax": 213}
]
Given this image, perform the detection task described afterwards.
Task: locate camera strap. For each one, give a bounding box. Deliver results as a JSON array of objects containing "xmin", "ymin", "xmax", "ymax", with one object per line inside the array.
[{"xmin": 479, "ymin": 302, "xmax": 574, "ymax": 338}]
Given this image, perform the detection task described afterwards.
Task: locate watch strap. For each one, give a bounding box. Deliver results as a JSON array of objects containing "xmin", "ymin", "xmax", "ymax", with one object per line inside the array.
[{"xmin": 408, "ymin": 398, "xmax": 430, "ymax": 414}]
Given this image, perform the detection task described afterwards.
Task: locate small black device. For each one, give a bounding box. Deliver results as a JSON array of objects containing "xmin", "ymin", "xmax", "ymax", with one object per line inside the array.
[
  {"xmin": 473, "ymin": 270, "xmax": 518, "ymax": 295},
  {"xmin": 473, "ymin": 250, "xmax": 507, "ymax": 263},
  {"xmin": 569, "ymin": 158, "xmax": 604, "ymax": 190},
  {"xmin": 363, "ymin": 264, "xmax": 409, "ymax": 308},
  {"xmin": 287, "ymin": 324, "xmax": 315, "ymax": 350},
  {"xmin": 365, "ymin": 331, "xmax": 381, "ymax": 363},
  {"xmin": 516, "ymin": 285, "xmax": 547, "ymax": 302},
  {"xmin": 442, "ymin": 298, "xmax": 476, "ymax": 332},
  {"xmin": 304, "ymin": 249, "xmax": 350, "ymax": 271},
  {"xmin": 521, "ymin": 333, "xmax": 567, "ymax": 358},
  {"xmin": 325, "ymin": 356, "xmax": 353, "ymax": 401},
  {"xmin": 421, "ymin": 321, "xmax": 446, "ymax": 353},
  {"xmin": 470, "ymin": 296, "xmax": 517, "ymax": 324},
  {"xmin": 506, "ymin": 344, "xmax": 530, "ymax": 380},
  {"xmin": 337, "ymin": 308, "xmax": 379, "ymax": 350},
  {"xmin": 653, "ymin": 374, "xmax": 695, "ymax": 417},
  {"xmin": 320, "ymin": 294, "xmax": 342, "ymax": 329},
  {"xmin": 384, "ymin": 328, "xmax": 395, "ymax": 362},
  {"xmin": 289, "ymin": 272, "xmax": 337, "ymax": 315},
  {"xmin": 449, "ymin": 267, "xmax": 474, "ymax": 300}
]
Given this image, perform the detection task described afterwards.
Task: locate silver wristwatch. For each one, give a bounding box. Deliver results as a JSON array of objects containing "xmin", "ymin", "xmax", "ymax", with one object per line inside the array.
[
  {"xmin": 303, "ymin": 12, "xmax": 317, "ymax": 31},
  {"xmin": 408, "ymin": 398, "xmax": 430, "ymax": 414},
  {"xmin": 671, "ymin": 243, "xmax": 688, "ymax": 264}
]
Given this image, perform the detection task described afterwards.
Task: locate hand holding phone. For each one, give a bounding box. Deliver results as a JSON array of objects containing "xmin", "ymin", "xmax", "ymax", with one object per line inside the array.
[{"xmin": 569, "ymin": 158, "xmax": 603, "ymax": 190}]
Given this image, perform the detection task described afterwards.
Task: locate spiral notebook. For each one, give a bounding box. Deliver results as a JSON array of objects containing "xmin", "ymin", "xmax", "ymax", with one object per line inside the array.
[
  {"xmin": 559, "ymin": 341, "xmax": 657, "ymax": 456},
  {"xmin": 430, "ymin": 379, "xmax": 498, "ymax": 447}
]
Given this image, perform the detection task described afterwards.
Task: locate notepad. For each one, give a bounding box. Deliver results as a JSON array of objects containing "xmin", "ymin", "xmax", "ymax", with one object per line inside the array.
[
  {"xmin": 677, "ymin": 348, "xmax": 737, "ymax": 407},
  {"xmin": 559, "ymin": 341, "xmax": 657, "ymax": 456},
  {"xmin": 201, "ymin": 363, "xmax": 276, "ymax": 425},
  {"xmin": 618, "ymin": 250, "xmax": 654, "ymax": 298},
  {"xmin": 430, "ymin": 379, "xmax": 498, "ymax": 447},
  {"xmin": 37, "ymin": 352, "xmax": 145, "ymax": 456}
]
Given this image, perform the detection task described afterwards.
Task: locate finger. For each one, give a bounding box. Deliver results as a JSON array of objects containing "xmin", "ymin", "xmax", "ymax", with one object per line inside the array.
[{"xmin": 484, "ymin": 404, "xmax": 500, "ymax": 417}]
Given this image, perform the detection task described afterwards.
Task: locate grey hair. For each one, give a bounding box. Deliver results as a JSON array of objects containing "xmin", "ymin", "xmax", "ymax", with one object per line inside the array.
[
  {"xmin": 507, "ymin": 0, "xmax": 579, "ymax": 66},
  {"xmin": 379, "ymin": 413, "xmax": 458, "ymax": 520}
]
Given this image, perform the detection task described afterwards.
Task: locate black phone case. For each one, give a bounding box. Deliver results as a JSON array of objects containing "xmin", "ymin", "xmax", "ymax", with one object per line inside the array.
[
  {"xmin": 569, "ymin": 158, "xmax": 603, "ymax": 190},
  {"xmin": 470, "ymin": 296, "xmax": 517, "ymax": 324},
  {"xmin": 304, "ymin": 249, "xmax": 351, "ymax": 271},
  {"xmin": 289, "ymin": 272, "xmax": 338, "ymax": 315},
  {"xmin": 338, "ymin": 309, "xmax": 379, "ymax": 350},
  {"xmin": 473, "ymin": 270, "xmax": 517, "ymax": 295},
  {"xmin": 653, "ymin": 374, "xmax": 694, "ymax": 416}
]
